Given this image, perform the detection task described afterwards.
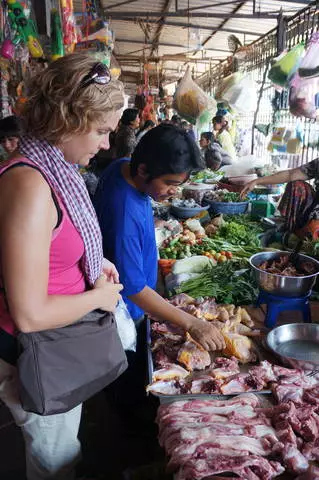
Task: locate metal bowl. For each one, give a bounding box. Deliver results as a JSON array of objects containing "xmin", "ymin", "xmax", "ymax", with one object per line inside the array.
[
  {"xmin": 249, "ymin": 250, "xmax": 319, "ymax": 297},
  {"xmin": 267, "ymin": 323, "xmax": 319, "ymax": 370}
]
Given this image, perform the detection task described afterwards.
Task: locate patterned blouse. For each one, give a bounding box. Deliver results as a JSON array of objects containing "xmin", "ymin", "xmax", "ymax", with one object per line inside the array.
[{"xmin": 300, "ymin": 158, "xmax": 319, "ymax": 192}]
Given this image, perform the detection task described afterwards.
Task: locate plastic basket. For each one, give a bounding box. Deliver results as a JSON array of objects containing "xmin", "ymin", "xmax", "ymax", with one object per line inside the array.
[{"xmin": 203, "ymin": 199, "xmax": 249, "ymax": 215}]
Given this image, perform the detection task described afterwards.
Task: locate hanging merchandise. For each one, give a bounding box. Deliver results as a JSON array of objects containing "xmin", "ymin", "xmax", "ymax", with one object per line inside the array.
[
  {"xmin": 7, "ymin": 0, "xmax": 43, "ymax": 58},
  {"xmin": 173, "ymin": 66, "xmax": 217, "ymax": 125},
  {"xmin": 188, "ymin": 28, "xmax": 201, "ymax": 51},
  {"xmin": 142, "ymin": 95, "xmax": 156, "ymax": 123},
  {"xmin": 222, "ymin": 74, "xmax": 257, "ymax": 113},
  {"xmin": 268, "ymin": 42, "xmax": 305, "ymax": 88},
  {"xmin": 109, "ymin": 54, "xmax": 121, "ymax": 80},
  {"xmin": 215, "ymin": 72, "xmax": 243, "ymax": 101},
  {"xmin": 298, "ymin": 32, "xmax": 319, "ymax": 79},
  {"xmin": 51, "ymin": 9, "xmax": 64, "ymax": 61},
  {"xmin": 0, "ymin": 58, "xmax": 12, "ymax": 118},
  {"xmin": 289, "ymin": 71, "xmax": 319, "ymax": 119},
  {"xmin": 85, "ymin": 0, "xmax": 98, "ymax": 20},
  {"xmin": 1, "ymin": 4, "xmax": 15, "ymax": 61},
  {"xmin": 60, "ymin": 0, "xmax": 77, "ymax": 53}
]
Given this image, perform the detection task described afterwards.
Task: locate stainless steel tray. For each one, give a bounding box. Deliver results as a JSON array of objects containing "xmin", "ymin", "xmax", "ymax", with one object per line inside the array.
[{"xmin": 146, "ymin": 318, "xmax": 271, "ymax": 404}]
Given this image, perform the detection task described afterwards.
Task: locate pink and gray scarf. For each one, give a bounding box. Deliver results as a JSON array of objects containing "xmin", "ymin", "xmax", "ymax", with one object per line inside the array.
[{"xmin": 19, "ymin": 136, "xmax": 103, "ymax": 286}]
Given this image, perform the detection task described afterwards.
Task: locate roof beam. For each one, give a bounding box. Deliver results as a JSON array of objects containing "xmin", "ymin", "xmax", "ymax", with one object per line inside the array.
[
  {"xmin": 106, "ymin": 18, "xmax": 263, "ymax": 35},
  {"xmin": 150, "ymin": 0, "xmax": 173, "ymax": 56},
  {"xmin": 103, "ymin": 10, "xmax": 278, "ymax": 19},
  {"xmin": 116, "ymin": 54, "xmax": 220, "ymax": 62},
  {"xmin": 105, "ymin": 0, "xmax": 140, "ymax": 9},
  {"xmin": 200, "ymin": 1, "xmax": 246, "ymax": 52},
  {"xmin": 115, "ymin": 37, "xmax": 230, "ymax": 52}
]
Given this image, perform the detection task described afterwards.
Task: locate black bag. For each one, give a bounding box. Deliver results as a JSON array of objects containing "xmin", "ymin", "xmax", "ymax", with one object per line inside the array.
[{"xmin": 17, "ymin": 310, "xmax": 127, "ymax": 415}]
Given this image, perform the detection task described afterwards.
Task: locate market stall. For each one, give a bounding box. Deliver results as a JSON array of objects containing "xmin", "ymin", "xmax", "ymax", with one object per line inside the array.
[{"xmin": 147, "ymin": 169, "xmax": 319, "ymax": 480}]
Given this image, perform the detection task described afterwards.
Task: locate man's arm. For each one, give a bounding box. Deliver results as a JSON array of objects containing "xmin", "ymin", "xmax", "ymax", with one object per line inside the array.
[{"xmin": 129, "ymin": 286, "xmax": 225, "ymax": 351}]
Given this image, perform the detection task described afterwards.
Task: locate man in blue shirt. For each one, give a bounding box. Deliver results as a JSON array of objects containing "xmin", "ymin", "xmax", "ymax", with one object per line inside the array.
[
  {"xmin": 94, "ymin": 124, "xmax": 224, "ymax": 349},
  {"xmin": 94, "ymin": 125, "xmax": 225, "ymax": 415}
]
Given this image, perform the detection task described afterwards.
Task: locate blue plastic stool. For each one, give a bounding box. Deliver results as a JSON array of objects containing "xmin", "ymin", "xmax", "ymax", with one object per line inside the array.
[{"xmin": 256, "ymin": 290, "xmax": 312, "ymax": 328}]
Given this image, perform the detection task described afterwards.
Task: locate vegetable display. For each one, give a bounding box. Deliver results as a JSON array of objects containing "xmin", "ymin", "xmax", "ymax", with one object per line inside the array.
[
  {"xmin": 173, "ymin": 261, "xmax": 259, "ymax": 305},
  {"xmin": 190, "ymin": 169, "xmax": 224, "ymax": 183},
  {"xmin": 204, "ymin": 190, "xmax": 248, "ymax": 203},
  {"xmin": 159, "ymin": 215, "xmax": 264, "ymax": 260}
]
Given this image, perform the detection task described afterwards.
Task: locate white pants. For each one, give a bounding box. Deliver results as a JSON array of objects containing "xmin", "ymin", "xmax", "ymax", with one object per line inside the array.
[{"xmin": 0, "ymin": 359, "xmax": 82, "ymax": 480}]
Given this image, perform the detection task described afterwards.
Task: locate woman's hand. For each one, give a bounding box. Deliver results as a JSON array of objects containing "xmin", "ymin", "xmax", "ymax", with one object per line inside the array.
[
  {"xmin": 240, "ymin": 179, "xmax": 258, "ymax": 199},
  {"xmin": 188, "ymin": 318, "xmax": 225, "ymax": 351},
  {"xmin": 102, "ymin": 258, "xmax": 119, "ymax": 283},
  {"xmin": 94, "ymin": 274, "xmax": 123, "ymax": 312}
]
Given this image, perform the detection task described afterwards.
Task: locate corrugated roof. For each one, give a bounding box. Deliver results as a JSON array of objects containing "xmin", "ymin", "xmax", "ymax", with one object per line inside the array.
[{"xmin": 74, "ymin": 0, "xmax": 313, "ymax": 88}]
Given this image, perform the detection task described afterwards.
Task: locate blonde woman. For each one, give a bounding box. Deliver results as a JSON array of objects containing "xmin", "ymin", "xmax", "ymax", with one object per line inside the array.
[{"xmin": 0, "ymin": 53, "xmax": 125, "ymax": 480}]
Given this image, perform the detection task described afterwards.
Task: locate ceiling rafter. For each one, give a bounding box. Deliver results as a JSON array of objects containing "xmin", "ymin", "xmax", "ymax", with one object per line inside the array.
[
  {"xmin": 103, "ymin": 10, "xmax": 278, "ymax": 19},
  {"xmin": 108, "ymin": 17, "xmax": 263, "ymax": 35},
  {"xmin": 150, "ymin": 0, "xmax": 174, "ymax": 56},
  {"xmin": 115, "ymin": 37, "xmax": 230, "ymax": 53},
  {"xmin": 199, "ymin": 0, "xmax": 246, "ymax": 54},
  {"xmin": 105, "ymin": 0, "xmax": 140, "ymax": 9}
]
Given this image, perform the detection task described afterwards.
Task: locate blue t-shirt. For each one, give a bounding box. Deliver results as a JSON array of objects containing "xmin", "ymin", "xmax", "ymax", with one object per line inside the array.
[{"xmin": 93, "ymin": 158, "xmax": 158, "ymax": 321}]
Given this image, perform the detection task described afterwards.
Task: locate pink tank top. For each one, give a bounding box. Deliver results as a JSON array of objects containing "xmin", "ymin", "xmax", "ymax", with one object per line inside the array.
[{"xmin": 0, "ymin": 158, "xmax": 86, "ymax": 335}]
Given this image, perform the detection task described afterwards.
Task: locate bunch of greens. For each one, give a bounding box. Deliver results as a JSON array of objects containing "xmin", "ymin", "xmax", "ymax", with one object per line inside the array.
[
  {"xmin": 190, "ymin": 169, "xmax": 224, "ymax": 183},
  {"xmin": 221, "ymin": 192, "xmax": 248, "ymax": 203},
  {"xmin": 191, "ymin": 237, "xmax": 263, "ymax": 258},
  {"xmin": 215, "ymin": 220, "xmax": 263, "ymax": 248},
  {"xmin": 173, "ymin": 260, "xmax": 259, "ymax": 305}
]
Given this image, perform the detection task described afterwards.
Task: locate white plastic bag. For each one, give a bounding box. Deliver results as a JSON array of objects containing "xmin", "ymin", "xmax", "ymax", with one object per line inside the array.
[
  {"xmin": 289, "ymin": 72, "xmax": 319, "ymax": 119},
  {"xmin": 298, "ymin": 32, "xmax": 319, "ymax": 78},
  {"xmin": 223, "ymin": 75, "xmax": 257, "ymax": 113},
  {"xmin": 114, "ymin": 297, "xmax": 137, "ymax": 352},
  {"xmin": 174, "ymin": 67, "xmax": 217, "ymax": 125}
]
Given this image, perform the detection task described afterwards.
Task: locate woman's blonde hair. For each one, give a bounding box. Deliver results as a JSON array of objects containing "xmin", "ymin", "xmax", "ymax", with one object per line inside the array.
[{"xmin": 22, "ymin": 53, "xmax": 124, "ymax": 143}]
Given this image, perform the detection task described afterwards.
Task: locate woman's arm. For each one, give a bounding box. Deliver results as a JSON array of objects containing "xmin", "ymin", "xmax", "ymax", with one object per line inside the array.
[
  {"xmin": 0, "ymin": 167, "xmax": 122, "ymax": 333},
  {"xmin": 129, "ymin": 286, "xmax": 225, "ymax": 351},
  {"xmin": 240, "ymin": 167, "xmax": 308, "ymax": 198}
]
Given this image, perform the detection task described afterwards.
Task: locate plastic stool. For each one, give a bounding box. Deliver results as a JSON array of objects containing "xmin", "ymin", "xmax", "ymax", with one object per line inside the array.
[{"xmin": 256, "ymin": 290, "xmax": 312, "ymax": 328}]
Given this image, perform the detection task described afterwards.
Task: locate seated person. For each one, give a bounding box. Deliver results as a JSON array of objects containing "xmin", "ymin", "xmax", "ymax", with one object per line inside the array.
[
  {"xmin": 241, "ymin": 159, "xmax": 319, "ymax": 238},
  {"xmin": 0, "ymin": 115, "xmax": 23, "ymax": 160},
  {"xmin": 199, "ymin": 131, "xmax": 232, "ymax": 170}
]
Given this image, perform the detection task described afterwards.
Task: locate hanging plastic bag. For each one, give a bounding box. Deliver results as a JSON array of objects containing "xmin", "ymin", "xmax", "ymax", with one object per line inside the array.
[
  {"xmin": 268, "ymin": 42, "xmax": 305, "ymax": 87},
  {"xmin": 114, "ymin": 298, "xmax": 137, "ymax": 352},
  {"xmin": 222, "ymin": 75, "xmax": 257, "ymax": 113},
  {"xmin": 173, "ymin": 67, "xmax": 217, "ymax": 125},
  {"xmin": 289, "ymin": 72, "xmax": 319, "ymax": 119},
  {"xmin": 215, "ymin": 73, "xmax": 243, "ymax": 101},
  {"xmin": 298, "ymin": 32, "xmax": 319, "ymax": 78}
]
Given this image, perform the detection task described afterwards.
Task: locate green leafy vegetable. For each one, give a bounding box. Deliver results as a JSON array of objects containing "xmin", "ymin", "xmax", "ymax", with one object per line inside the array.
[{"xmin": 173, "ymin": 261, "xmax": 259, "ymax": 305}]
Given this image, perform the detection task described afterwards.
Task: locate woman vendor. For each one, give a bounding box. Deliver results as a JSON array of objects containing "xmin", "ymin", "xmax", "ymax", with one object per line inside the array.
[
  {"xmin": 241, "ymin": 159, "xmax": 319, "ymax": 238},
  {"xmin": 199, "ymin": 131, "xmax": 232, "ymax": 170}
]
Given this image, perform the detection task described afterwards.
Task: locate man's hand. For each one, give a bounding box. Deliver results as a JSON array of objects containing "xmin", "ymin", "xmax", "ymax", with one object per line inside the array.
[
  {"xmin": 102, "ymin": 258, "xmax": 119, "ymax": 284},
  {"xmin": 188, "ymin": 318, "xmax": 225, "ymax": 351}
]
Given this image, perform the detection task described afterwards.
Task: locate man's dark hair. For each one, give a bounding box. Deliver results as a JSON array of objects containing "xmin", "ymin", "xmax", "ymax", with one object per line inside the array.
[
  {"xmin": 131, "ymin": 124, "xmax": 204, "ymax": 180},
  {"xmin": 213, "ymin": 115, "xmax": 224, "ymax": 124},
  {"xmin": 120, "ymin": 108, "xmax": 139, "ymax": 126},
  {"xmin": 171, "ymin": 114, "xmax": 181, "ymax": 126},
  {"xmin": 201, "ymin": 131, "xmax": 214, "ymax": 143},
  {"xmin": 0, "ymin": 115, "xmax": 23, "ymax": 141}
]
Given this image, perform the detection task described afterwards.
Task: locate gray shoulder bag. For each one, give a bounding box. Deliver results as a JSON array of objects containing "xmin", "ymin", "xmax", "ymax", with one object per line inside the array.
[{"xmin": 17, "ymin": 310, "xmax": 128, "ymax": 415}]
